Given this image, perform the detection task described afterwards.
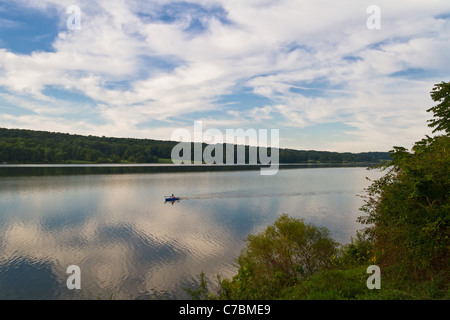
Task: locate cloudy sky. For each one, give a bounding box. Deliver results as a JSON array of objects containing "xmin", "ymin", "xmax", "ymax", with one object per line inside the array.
[{"xmin": 0, "ymin": 0, "xmax": 449, "ymax": 152}]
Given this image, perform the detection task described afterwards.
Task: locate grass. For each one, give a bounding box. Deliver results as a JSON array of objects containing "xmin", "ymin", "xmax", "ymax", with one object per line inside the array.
[
  {"xmin": 158, "ymin": 158, "xmax": 206, "ymax": 164},
  {"xmin": 64, "ymin": 160, "xmax": 96, "ymax": 164},
  {"xmin": 275, "ymin": 264, "xmax": 449, "ymax": 300},
  {"xmin": 157, "ymin": 158, "xmax": 174, "ymax": 164}
]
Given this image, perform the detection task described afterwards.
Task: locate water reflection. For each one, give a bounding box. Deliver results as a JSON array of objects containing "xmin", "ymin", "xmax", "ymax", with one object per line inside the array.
[{"xmin": 0, "ymin": 167, "xmax": 383, "ymax": 299}]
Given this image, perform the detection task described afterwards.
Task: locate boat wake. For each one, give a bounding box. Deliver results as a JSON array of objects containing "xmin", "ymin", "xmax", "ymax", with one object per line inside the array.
[{"xmin": 179, "ymin": 190, "xmax": 352, "ymax": 200}]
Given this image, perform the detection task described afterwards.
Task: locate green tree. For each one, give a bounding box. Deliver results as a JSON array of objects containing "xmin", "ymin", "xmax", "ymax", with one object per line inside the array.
[
  {"xmin": 217, "ymin": 214, "xmax": 337, "ymax": 299},
  {"xmin": 358, "ymin": 82, "xmax": 450, "ymax": 278},
  {"xmin": 359, "ymin": 136, "xmax": 449, "ymax": 272},
  {"xmin": 427, "ymin": 81, "xmax": 450, "ymax": 134}
]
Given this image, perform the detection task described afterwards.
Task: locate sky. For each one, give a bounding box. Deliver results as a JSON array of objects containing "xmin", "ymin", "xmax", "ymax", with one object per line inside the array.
[{"xmin": 0, "ymin": 0, "xmax": 449, "ymax": 153}]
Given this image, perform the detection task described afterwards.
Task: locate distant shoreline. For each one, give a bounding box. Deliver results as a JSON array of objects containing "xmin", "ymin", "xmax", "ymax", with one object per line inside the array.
[
  {"xmin": 0, "ymin": 162, "xmax": 379, "ymax": 167},
  {"xmin": 0, "ymin": 127, "xmax": 391, "ymax": 165},
  {"xmin": 0, "ymin": 162, "xmax": 381, "ymax": 177}
]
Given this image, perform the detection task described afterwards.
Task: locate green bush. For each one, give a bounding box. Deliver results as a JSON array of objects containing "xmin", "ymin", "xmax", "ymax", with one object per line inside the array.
[
  {"xmin": 357, "ymin": 81, "xmax": 449, "ymax": 289},
  {"xmin": 281, "ymin": 266, "xmax": 371, "ymax": 300},
  {"xmin": 216, "ymin": 214, "xmax": 338, "ymax": 299},
  {"xmin": 358, "ymin": 135, "xmax": 449, "ymax": 275}
]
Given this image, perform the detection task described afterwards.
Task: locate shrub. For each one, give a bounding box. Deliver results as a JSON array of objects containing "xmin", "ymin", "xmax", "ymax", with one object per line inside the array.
[{"xmin": 217, "ymin": 214, "xmax": 338, "ymax": 299}]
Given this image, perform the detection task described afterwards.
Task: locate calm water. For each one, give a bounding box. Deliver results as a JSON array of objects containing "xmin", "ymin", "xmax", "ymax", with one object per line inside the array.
[{"xmin": 0, "ymin": 165, "xmax": 382, "ymax": 300}]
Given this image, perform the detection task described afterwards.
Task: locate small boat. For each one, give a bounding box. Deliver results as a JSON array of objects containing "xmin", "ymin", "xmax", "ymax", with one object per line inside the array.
[
  {"xmin": 165, "ymin": 195, "xmax": 180, "ymax": 202},
  {"xmin": 165, "ymin": 197, "xmax": 180, "ymax": 201}
]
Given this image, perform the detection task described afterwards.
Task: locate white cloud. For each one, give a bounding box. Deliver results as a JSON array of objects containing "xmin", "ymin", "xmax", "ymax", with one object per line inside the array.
[{"xmin": 0, "ymin": 0, "xmax": 449, "ymax": 151}]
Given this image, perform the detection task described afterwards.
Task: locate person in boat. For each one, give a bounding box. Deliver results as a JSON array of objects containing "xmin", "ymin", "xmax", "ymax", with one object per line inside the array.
[{"xmin": 166, "ymin": 194, "xmax": 177, "ymax": 205}]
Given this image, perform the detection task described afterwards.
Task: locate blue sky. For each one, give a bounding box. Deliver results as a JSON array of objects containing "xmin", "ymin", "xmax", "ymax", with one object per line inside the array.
[{"xmin": 0, "ymin": 0, "xmax": 449, "ymax": 152}]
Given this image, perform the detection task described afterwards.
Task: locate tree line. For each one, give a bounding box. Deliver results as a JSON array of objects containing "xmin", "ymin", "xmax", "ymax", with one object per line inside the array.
[{"xmin": 0, "ymin": 127, "xmax": 391, "ymax": 164}]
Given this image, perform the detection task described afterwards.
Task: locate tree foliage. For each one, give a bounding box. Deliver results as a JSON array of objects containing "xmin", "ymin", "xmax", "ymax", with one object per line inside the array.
[
  {"xmin": 359, "ymin": 81, "xmax": 450, "ymax": 278},
  {"xmin": 427, "ymin": 81, "xmax": 450, "ymax": 134},
  {"xmin": 358, "ymin": 136, "xmax": 449, "ymax": 273},
  {"xmin": 0, "ymin": 128, "xmax": 173, "ymax": 164},
  {"xmin": 0, "ymin": 128, "xmax": 391, "ymax": 164},
  {"xmin": 217, "ymin": 214, "xmax": 338, "ymax": 299}
]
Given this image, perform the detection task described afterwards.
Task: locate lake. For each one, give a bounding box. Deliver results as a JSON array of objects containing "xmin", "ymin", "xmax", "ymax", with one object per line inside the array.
[{"xmin": 0, "ymin": 165, "xmax": 383, "ymax": 300}]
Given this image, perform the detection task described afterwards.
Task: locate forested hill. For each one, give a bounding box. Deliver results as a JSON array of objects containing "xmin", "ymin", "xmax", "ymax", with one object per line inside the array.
[{"xmin": 0, "ymin": 127, "xmax": 391, "ymax": 164}]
